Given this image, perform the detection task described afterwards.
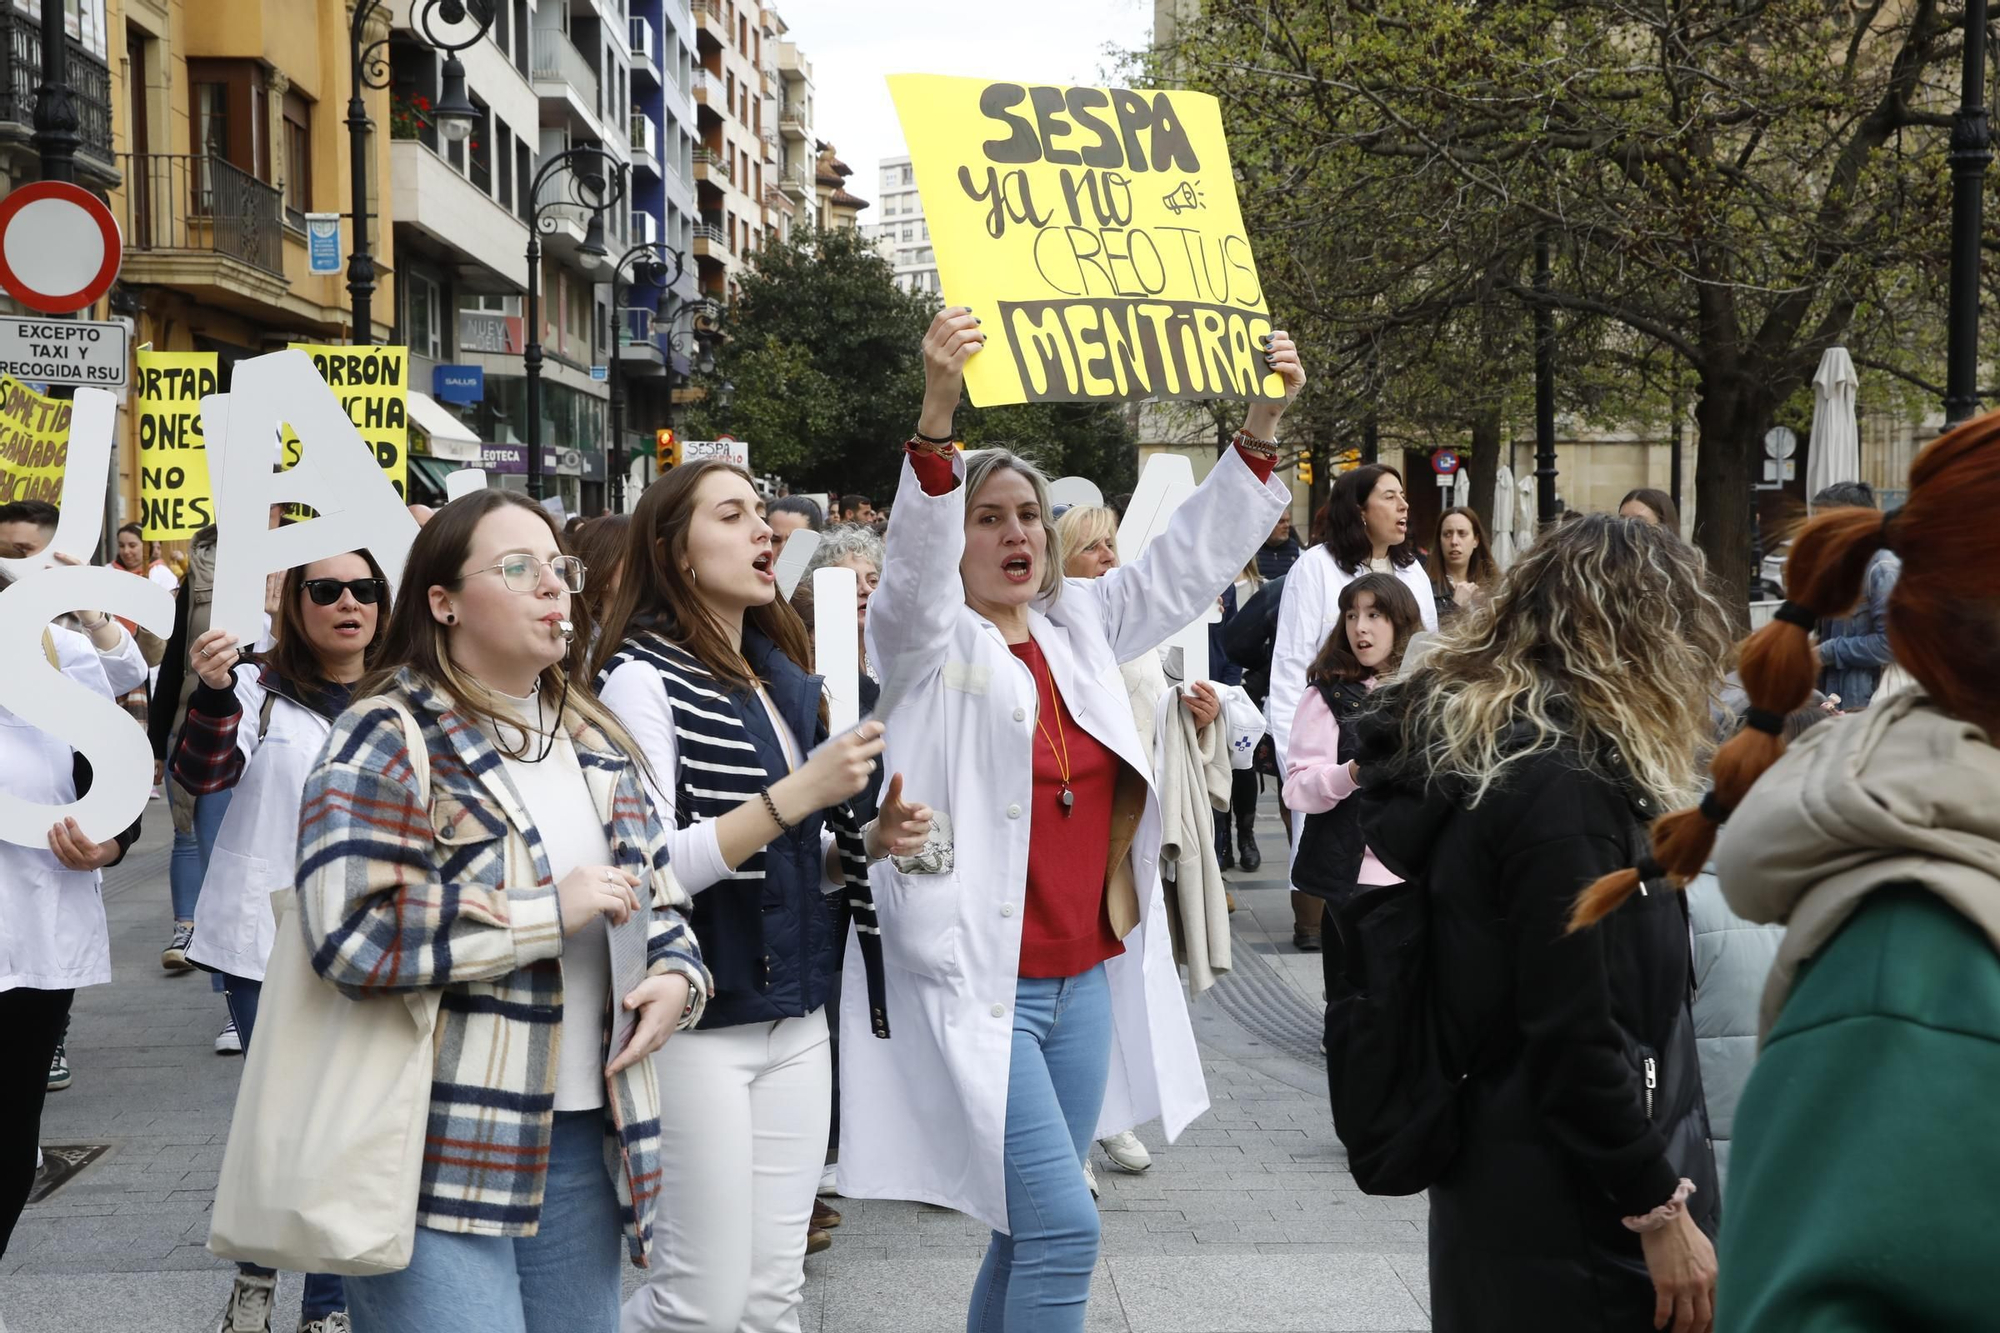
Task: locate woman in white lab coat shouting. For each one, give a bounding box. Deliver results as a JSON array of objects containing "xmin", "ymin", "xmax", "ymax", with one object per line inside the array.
[{"xmin": 840, "ymin": 307, "xmax": 1300, "ymax": 1332}]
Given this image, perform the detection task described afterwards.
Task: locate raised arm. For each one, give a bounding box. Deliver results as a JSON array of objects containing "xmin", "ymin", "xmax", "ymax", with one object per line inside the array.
[
  {"xmin": 1083, "ymin": 332, "xmax": 1303, "ymax": 664},
  {"xmin": 866, "ymin": 308, "xmax": 981, "ymax": 687}
]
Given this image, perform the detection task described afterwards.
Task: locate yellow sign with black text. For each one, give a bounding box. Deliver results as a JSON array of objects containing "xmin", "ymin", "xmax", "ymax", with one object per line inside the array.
[
  {"xmin": 0, "ymin": 375, "xmax": 71, "ymax": 504},
  {"xmin": 889, "ymin": 74, "xmax": 1283, "ymax": 407},
  {"xmin": 283, "ymin": 344, "xmax": 409, "ymax": 500},
  {"xmin": 135, "ymin": 350, "xmax": 220, "ymax": 539}
]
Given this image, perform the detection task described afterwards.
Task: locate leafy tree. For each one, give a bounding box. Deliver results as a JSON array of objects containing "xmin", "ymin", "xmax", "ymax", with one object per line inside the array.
[
  {"xmin": 1162, "ymin": 0, "xmax": 1966, "ymax": 605},
  {"xmin": 679, "ymin": 226, "xmax": 1137, "ymax": 499}
]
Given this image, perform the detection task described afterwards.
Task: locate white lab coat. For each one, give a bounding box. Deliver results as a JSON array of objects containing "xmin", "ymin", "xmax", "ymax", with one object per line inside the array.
[
  {"xmin": 1263, "ymin": 546, "xmax": 1438, "ymax": 768},
  {"xmin": 186, "ymin": 673, "xmax": 332, "ymax": 982},
  {"xmin": 839, "ymin": 447, "xmax": 1287, "ymax": 1232},
  {"xmin": 0, "ymin": 626, "xmax": 125, "ymax": 992}
]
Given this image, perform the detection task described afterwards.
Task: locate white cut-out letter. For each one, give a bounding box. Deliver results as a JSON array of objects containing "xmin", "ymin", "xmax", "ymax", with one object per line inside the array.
[
  {"xmin": 813, "ymin": 565, "xmax": 860, "ymax": 734},
  {"xmin": 207, "ymin": 351, "xmax": 420, "ymax": 640},
  {"xmin": 0, "ymin": 565, "xmax": 173, "ymax": 844},
  {"xmin": 1117, "ymin": 454, "xmax": 1215, "ymax": 682}
]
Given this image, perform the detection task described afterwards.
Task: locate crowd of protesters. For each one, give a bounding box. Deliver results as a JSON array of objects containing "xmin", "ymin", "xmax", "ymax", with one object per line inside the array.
[{"xmin": 4, "ymin": 299, "xmax": 1989, "ymax": 1333}]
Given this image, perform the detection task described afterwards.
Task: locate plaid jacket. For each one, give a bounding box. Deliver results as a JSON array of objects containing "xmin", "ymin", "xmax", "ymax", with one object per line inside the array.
[{"xmin": 296, "ymin": 668, "xmax": 710, "ymax": 1266}]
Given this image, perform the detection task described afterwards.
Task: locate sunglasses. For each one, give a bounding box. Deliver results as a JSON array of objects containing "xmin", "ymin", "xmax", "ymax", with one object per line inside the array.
[{"xmin": 301, "ymin": 577, "xmax": 388, "ymax": 606}]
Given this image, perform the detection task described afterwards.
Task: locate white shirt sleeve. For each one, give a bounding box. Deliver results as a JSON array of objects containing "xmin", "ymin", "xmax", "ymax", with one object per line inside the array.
[
  {"xmin": 1266, "ymin": 547, "xmax": 1330, "ymax": 769},
  {"xmin": 597, "ymin": 659, "xmax": 731, "ymax": 894}
]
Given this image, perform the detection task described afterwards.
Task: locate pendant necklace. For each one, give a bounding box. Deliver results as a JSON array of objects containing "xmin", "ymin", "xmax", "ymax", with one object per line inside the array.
[{"xmin": 1033, "ymin": 654, "xmax": 1076, "ymax": 817}]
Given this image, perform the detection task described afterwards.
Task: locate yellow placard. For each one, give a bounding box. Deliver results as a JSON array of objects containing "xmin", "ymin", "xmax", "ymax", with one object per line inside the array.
[
  {"xmin": 135, "ymin": 350, "xmax": 219, "ymax": 538},
  {"xmin": 889, "ymin": 74, "xmax": 1284, "ymax": 408},
  {"xmin": 283, "ymin": 344, "xmax": 409, "ymax": 500},
  {"xmin": 0, "ymin": 375, "xmax": 71, "ymax": 504}
]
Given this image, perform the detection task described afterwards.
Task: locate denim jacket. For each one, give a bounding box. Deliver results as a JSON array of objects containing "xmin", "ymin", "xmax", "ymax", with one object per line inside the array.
[{"xmin": 1817, "ymin": 548, "xmax": 1901, "ymax": 711}]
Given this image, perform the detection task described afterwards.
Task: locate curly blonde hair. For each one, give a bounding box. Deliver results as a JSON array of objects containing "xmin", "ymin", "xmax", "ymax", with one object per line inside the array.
[{"xmin": 1392, "ymin": 513, "xmax": 1734, "ymax": 807}]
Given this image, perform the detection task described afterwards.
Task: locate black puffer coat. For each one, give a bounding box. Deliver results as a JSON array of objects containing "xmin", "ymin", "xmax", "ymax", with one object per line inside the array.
[{"xmin": 1354, "ymin": 704, "xmax": 1719, "ymax": 1333}]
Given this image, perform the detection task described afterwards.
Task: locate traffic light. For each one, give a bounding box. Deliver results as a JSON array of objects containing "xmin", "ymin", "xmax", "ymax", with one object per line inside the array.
[
  {"xmin": 655, "ymin": 428, "xmax": 679, "ymax": 469},
  {"xmin": 1296, "ymin": 457, "xmax": 1313, "ymax": 486}
]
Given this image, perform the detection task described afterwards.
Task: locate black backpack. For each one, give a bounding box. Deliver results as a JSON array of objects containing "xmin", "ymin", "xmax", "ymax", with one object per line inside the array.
[{"xmin": 1323, "ymin": 872, "xmax": 1483, "ymax": 1196}]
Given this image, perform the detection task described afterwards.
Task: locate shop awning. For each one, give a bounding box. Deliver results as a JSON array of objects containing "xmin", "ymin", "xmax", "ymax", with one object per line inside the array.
[
  {"xmin": 407, "ymin": 391, "xmax": 482, "ymax": 462},
  {"xmin": 407, "ymin": 453, "xmax": 466, "ymax": 505}
]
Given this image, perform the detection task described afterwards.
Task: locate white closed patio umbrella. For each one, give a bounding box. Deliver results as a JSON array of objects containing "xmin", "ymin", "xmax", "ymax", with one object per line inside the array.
[
  {"xmin": 1805, "ymin": 347, "xmax": 1860, "ymax": 510},
  {"xmin": 1490, "ymin": 463, "xmax": 1517, "ymax": 567}
]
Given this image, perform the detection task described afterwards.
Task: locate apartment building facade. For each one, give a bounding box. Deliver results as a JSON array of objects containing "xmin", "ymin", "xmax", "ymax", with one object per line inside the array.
[{"xmin": 865, "ymin": 154, "xmax": 936, "ymax": 294}]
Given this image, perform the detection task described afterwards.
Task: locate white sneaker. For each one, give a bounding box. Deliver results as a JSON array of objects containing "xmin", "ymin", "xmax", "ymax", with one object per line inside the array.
[
  {"xmin": 818, "ymin": 1163, "xmax": 839, "ymax": 1196},
  {"xmin": 1099, "ymin": 1129, "xmax": 1152, "ymax": 1173},
  {"xmin": 217, "ymin": 1272, "xmax": 275, "ymax": 1333},
  {"xmin": 214, "ymin": 1017, "xmax": 242, "ymax": 1055},
  {"xmin": 1083, "ymin": 1157, "xmax": 1099, "ymax": 1199},
  {"xmin": 299, "ymin": 1315, "xmax": 352, "ymax": 1333}
]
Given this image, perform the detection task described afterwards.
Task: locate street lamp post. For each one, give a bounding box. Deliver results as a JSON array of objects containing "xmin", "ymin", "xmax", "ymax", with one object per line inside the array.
[
  {"xmin": 346, "ymin": 0, "xmax": 489, "ymax": 344},
  {"xmin": 1533, "ymin": 232, "xmax": 1559, "ymax": 525},
  {"xmin": 607, "ymin": 242, "xmax": 687, "ymax": 512},
  {"xmin": 1945, "ymin": 0, "xmax": 1991, "ymax": 427},
  {"xmin": 525, "ymin": 148, "xmax": 625, "ymax": 501},
  {"xmin": 657, "ymin": 295, "xmax": 722, "ymax": 448},
  {"xmin": 32, "ymin": 0, "xmax": 78, "ymax": 184}
]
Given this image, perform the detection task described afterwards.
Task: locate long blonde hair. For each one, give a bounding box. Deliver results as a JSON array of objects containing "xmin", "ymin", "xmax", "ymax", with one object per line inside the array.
[{"xmin": 1391, "ymin": 513, "xmax": 1734, "ymax": 806}]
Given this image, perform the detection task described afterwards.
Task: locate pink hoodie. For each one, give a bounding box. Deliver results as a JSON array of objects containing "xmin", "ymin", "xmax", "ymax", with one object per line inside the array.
[{"xmin": 1281, "ymin": 680, "xmax": 1401, "ymax": 887}]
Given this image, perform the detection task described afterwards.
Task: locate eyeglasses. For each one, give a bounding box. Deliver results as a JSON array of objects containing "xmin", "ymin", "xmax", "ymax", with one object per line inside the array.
[
  {"xmin": 463, "ymin": 554, "xmax": 587, "ymax": 594},
  {"xmin": 302, "ymin": 577, "xmax": 387, "ymax": 606}
]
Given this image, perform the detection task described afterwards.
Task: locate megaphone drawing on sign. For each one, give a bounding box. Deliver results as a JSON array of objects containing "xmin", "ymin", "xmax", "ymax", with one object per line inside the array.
[{"xmin": 1162, "ymin": 182, "xmax": 1203, "ymax": 215}]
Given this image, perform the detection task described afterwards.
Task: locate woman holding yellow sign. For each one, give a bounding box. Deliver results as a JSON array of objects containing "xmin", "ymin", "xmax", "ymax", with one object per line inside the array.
[{"xmin": 838, "ymin": 306, "xmax": 1302, "ymax": 1332}]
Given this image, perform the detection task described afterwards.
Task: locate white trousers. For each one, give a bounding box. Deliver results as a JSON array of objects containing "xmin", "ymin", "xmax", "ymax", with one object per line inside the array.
[{"xmin": 621, "ymin": 1008, "xmax": 832, "ymax": 1333}]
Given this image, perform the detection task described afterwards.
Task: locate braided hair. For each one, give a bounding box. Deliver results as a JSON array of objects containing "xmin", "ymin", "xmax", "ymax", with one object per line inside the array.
[{"xmin": 1569, "ymin": 412, "xmax": 2000, "ymax": 930}]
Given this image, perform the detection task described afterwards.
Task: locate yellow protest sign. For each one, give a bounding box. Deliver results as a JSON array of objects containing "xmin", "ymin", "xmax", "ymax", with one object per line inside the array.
[
  {"xmin": 0, "ymin": 375, "xmax": 71, "ymax": 504},
  {"xmin": 283, "ymin": 344, "xmax": 409, "ymax": 500},
  {"xmin": 135, "ymin": 350, "xmax": 219, "ymax": 538},
  {"xmin": 889, "ymin": 74, "xmax": 1284, "ymax": 408}
]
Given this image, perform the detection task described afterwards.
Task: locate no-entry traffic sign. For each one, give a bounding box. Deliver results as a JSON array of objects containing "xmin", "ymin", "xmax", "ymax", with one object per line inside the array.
[{"xmin": 0, "ymin": 181, "xmax": 123, "ymax": 315}]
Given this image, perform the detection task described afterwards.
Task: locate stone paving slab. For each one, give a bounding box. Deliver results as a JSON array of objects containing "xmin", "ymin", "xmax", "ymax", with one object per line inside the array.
[{"xmin": 2, "ymin": 797, "xmax": 1432, "ymax": 1333}]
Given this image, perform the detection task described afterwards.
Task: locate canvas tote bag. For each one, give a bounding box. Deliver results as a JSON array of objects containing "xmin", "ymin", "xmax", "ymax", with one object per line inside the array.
[{"xmin": 208, "ymin": 697, "xmax": 444, "ymax": 1275}]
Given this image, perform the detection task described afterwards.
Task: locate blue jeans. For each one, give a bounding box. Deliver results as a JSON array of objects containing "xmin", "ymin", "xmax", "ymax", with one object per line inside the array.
[
  {"xmin": 223, "ymin": 973, "xmax": 345, "ymax": 1322},
  {"xmin": 169, "ymin": 784, "xmax": 232, "ymax": 992},
  {"xmin": 345, "ymin": 1111, "xmax": 623, "ymax": 1333},
  {"xmin": 968, "ymin": 964, "xmax": 1114, "ymax": 1333}
]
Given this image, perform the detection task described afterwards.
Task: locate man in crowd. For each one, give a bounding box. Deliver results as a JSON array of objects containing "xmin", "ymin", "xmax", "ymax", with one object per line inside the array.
[
  {"xmin": 1257, "ymin": 510, "xmax": 1302, "ymax": 580},
  {"xmin": 1811, "ymin": 481, "xmax": 1902, "ymax": 710},
  {"xmin": 768, "ymin": 495, "xmax": 824, "ymax": 560},
  {"xmin": 0, "ymin": 500, "xmax": 58, "ymax": 555},
  {"xmin": 841, "ymin": 494, "xmax": 875, "ymax": 525}
]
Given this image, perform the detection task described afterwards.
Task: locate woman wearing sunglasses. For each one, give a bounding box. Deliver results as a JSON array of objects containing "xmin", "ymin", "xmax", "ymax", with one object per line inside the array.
[{"xmin": 174, "ymin": 550, "xmax": 389, "ymax": 1333}]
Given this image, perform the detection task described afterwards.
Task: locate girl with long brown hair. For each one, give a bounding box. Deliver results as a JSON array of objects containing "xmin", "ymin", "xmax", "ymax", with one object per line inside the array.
[
  {"xmin": 594, "ymin": 460, "xmax": 932, "ymax": 1333},
  {"xmin": 1572, "ymin": 416, "xmax": 2000, "ymax": 1331},
  {"xmin": 177, "ymin": 549, "xmax": 391, "ymax": 1333},
  {"xmin": 294, "ymin": 490, "xmax": 710, "ymax": 1332},
  {"xmin": 1425, "ymin": 506, "xmax": 1497, "ymax": 617}
]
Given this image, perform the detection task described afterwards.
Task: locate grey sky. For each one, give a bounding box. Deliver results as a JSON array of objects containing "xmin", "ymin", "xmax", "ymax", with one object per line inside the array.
[{"xmin": 776, "ymin": 0, "xmax": 1157, "ymax": 210}]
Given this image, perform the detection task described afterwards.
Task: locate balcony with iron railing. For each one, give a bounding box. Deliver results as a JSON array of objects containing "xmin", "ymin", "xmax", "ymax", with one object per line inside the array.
[
  {"xmin": 1, "ymin": 10, "xmax": 117, "ymax": 185},
  {"xmin": 692, "ymin": 145, "xmax": 730, "ymax": 186},
  {"xmin": 118, "ymin": 152, "xmax": 285, "ymax": 279},
  {"xmin": 691, "ymin": 222, "xmax": 730, "ymax": 261},
  {"xmin": 777, "ymin": 102, "xmax": 807, "ymax": 140},
  {"xmin": 630, "ymin": 111, "xmax": 660, "ymax": 175}
]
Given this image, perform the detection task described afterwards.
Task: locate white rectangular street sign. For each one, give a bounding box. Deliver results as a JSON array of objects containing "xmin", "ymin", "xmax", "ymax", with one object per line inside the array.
[{"xmin": 0, "ymin": 317, "xmax": 128, "ymax": 389}]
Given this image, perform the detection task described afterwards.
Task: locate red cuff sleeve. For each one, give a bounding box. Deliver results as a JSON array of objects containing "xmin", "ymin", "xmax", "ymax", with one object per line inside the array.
[
  {"xmin": 905, "ymin": 444, "xmax": 959, "ymax": 496},
  {"xmin": 1234, "ymin": 440, "xmax": 1277, "ymax": 484}
]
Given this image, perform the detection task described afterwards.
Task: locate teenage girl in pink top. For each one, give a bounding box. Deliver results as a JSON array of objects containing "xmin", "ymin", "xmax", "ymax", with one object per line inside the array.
[{"xmin": 1282, "ymin": 574, "xmax": 1426, "ymax": 1000}]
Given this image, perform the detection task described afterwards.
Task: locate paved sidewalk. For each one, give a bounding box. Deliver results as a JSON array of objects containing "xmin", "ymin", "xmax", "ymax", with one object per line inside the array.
[{"xmin": 2, "ymin": 797, "xmax": 1431, "ymax": 1332}]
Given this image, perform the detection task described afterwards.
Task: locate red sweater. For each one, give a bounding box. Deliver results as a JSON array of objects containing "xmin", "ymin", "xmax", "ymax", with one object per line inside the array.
[
  {"xmin": 903, "ymin": 436, "xmax": 1276, "ymax": 977},
  {"xmin": 1009, "ymin": 639, "xmax": 1123, "ymax": 978}
]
